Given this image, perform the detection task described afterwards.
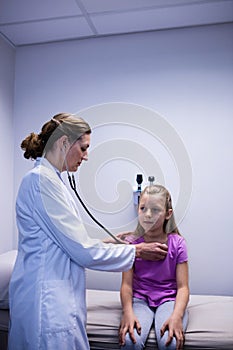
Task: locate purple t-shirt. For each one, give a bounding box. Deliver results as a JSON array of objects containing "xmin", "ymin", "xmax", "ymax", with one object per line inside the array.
[{"xmin": 126, "ymin": 233, "xmax": 188, "ymax": 307}]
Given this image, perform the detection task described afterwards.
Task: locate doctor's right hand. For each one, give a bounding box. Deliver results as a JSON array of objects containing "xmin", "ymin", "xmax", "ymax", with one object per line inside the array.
[{"xmin": 135, "ymin": 242, "xmax": 168, "ymax": 261}]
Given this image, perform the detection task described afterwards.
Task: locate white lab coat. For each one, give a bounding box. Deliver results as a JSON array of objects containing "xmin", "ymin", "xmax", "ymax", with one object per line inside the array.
[{"xmin": 8, "ymin": 158, "xmax": 135, "ymax": 350}]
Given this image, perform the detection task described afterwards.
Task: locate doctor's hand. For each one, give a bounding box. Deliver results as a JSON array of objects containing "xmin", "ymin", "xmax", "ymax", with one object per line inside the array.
[
  {"xmin": 103, "ymin": 233, "xmax": 168, "ymax": 261},
  {"xmin": 103, "ymin": 232, "xmax": 135, "ymax": 244},
  {"xmin": 102, "ymin": 236, "xmax": 127, "ymax": 244},
  {"xmin": 135, "ymin": 242, "xmax": 168, "ymax": 261}
]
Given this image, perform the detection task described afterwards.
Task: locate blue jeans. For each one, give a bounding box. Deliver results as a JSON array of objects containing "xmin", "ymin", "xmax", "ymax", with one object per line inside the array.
[{"xmin": 120, "ymin": 298, "xmax": 188, "ymax": 350}]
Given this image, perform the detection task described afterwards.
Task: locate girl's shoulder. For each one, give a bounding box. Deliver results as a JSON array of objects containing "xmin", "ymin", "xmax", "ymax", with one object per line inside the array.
[
  {"xmin": 168, "ymin": 233, "xmax": 188, "ymax": 261},
  {"xmin": 168, "ymin": 233, "xmax": 186, "ymax": 246}
]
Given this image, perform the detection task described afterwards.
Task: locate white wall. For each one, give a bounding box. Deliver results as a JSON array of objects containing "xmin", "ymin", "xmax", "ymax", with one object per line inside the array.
[
  {"xmin": 10, "ymin": 23, "xmax": 233, "ymax": 295},
  {"xmin": 0, "ymin": 36, "xmax": 15, "ymax": 253}
]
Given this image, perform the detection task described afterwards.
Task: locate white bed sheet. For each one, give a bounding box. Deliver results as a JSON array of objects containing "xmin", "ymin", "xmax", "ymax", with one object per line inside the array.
[
  {"xmin": 0, "ymin": 250, "xmax": 232, "ymax": 349},
  {"xmin": 86, "ymin": 289, "xmax": 233, "ymax": 350},
  {"xmin": 0, "ymin": 290, "xmax": 232, "ymax": 349}
]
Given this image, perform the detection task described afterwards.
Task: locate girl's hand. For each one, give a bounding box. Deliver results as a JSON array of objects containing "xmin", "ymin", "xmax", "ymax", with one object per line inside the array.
[
  {"xmin": 119, "ymin": 311, "xmax": 141, "ymax": 346},
  {"xmin": 160, "ymin": 316, "xmax": 185, "ymax": 350}
]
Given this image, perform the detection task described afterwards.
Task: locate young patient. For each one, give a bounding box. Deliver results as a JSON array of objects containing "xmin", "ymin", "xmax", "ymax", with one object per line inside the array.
[{"xmin": 119, "ymin": 184, "xmax": 189, "ymax": 350}]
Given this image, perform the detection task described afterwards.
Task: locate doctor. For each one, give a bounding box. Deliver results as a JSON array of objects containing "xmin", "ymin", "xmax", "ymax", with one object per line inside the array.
[{"xmin": 8, "ymin": 113, "xmax": 168, "ymax": 350}]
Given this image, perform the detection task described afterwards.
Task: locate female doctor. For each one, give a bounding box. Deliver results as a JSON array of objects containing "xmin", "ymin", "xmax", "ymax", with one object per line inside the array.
[{"xmin": 8, "ymin": 113, "xmax": 168, "ymax": 350}]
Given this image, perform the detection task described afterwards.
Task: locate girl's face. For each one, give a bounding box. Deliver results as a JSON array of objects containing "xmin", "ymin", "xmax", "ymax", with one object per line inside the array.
[
  {"xmin": 64, "ymin": 133, "xmax": 90, "ymax": 172},
  {"xmin": 138, "ymin": 192, "xmax": 172, "ymax": 234}
]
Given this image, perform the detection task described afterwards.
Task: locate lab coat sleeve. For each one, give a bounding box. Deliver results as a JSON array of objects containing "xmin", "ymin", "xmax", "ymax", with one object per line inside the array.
[{"xmin": 31, "ymin": 170, "xmax": 135, "ymax": 272}]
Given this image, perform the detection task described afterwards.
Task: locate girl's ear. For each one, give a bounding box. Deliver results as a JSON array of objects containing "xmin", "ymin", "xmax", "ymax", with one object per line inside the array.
[{"xmin": 166, "ymin": 209, "xmax": 173, "ymax": 220}]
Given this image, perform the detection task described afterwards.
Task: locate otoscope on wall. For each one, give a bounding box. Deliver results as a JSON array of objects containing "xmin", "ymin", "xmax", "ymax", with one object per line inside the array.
[
  {"xmin": 133, "ymin": 174, "xmax": 143, "ymax": 206},
  {"xmin": 133, "ymin": 174, "xmax": 155, "ymax": 206}
]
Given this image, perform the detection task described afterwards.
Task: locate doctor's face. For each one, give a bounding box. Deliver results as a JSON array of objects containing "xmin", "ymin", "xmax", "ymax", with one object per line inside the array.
[{"xmin": 65, "ymin": 133, "xmax": 90, "ymax": 172}]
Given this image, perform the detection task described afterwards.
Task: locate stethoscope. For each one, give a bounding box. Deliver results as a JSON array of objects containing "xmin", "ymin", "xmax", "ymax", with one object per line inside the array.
[{"xmin": 66, "ymin": 170, "xmax": 122, "ymax": 244}]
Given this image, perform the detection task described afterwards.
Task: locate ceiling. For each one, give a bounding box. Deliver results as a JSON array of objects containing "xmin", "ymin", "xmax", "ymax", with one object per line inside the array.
[{"xmin": 0, "ymin": 0, "xmax": 232, "ymax": 47}]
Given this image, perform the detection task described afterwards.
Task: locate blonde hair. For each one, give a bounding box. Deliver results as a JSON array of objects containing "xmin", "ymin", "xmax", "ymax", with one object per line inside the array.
[
  {"xmin": 21, "ymin": 113, "xmax": 91, "ymax": 160},
  {"xmin": 134, "ymin": 184, "xmax": 180, "ymax": 237}
]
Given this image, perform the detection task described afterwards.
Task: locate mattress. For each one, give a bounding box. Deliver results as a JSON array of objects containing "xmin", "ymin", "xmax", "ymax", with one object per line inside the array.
[
  {"xmin": 1, "ymin": 291, "xmax": 233, "ymax": 349},
  {"xmin": 86, "ymin": 289, "xmax": 233, "ymax": 350},
  {"xmin": 0, "ymin": 249, "xmax": 232, "ymax": 349}
]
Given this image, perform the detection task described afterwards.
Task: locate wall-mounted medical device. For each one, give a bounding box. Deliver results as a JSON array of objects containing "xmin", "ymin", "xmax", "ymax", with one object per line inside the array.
[
  {"xmin": 133, "ymin": 174, "xmax": 143, "ymax": 205},
  {"xmin": 148, "ymin": 175, "xmax": 155, "ymax": 186},
  {"xmin": 133, "ymin": 174, "xmax": 155, "ymax": 206}
]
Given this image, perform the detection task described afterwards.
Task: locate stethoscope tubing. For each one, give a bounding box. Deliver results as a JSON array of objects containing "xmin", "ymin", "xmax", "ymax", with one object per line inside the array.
[{"xmin": 67, "ymin": 172, "xmax": 123, "ymax": 244}]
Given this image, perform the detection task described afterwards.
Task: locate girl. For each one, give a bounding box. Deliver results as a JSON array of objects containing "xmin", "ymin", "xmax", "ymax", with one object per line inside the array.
[{"xmin": 119, "ymin": 185, "xmax": 189, "ymax": 350}]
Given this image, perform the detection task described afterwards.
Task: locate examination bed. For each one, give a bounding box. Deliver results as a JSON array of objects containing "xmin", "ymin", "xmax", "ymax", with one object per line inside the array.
[{"xmin": 1, "ymin": 250, "xmax": 233, "ymax": 349}]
